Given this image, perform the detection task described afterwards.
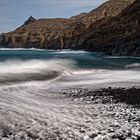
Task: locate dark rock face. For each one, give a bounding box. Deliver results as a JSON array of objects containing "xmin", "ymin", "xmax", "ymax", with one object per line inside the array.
[
  {"xmin": 0, "ymin": 0, "xmax": 137, "ymax": 56},
  {"xmin": 24, "ymin": 16, "xmax": 37, "ymax": 26},
  {"xmin": 78, "ymin": 0, "xmax": 140, "ymax": 56}
]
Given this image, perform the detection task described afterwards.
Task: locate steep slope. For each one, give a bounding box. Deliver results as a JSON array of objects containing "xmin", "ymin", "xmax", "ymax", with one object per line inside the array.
[
  {"xmin": 0, "ymin": 0, "xmax": 135, "ymax": 49},
  {"xmin": 73, "ymin": 0, "xmax": 135, "ymax": 27},
  {"xmin": 79, "ymin": 0, "xmax": 140, "ymax": 56}
]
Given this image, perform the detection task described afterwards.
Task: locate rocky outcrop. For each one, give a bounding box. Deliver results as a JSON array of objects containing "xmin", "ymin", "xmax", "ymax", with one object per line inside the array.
[
  {"xmin": 24, "ymin": 16, "xmax": 37, "ymax": 26},
  {"xmin": 78, "ymin": 0, "xmax": 140, "ymax": 56},
  {"xmin": 0, "ymin": 0, "xmax": 136, "ymax": 56},
  {"xmin": 72, "ymin": 0, "xmax": 135, "ymax": 28}
]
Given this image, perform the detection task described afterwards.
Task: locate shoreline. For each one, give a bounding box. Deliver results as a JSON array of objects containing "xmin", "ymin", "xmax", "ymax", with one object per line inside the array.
[
  {"xmin": 0, "ymin": 83, "xmax": 140, "ymax": 139},
  {"xmin": 60, "ymin": 86, "xmax": 140, "ymax": 107},
  {"xmin": 0, "ymin": 65, "xmax": 140, "ymax": 140}
]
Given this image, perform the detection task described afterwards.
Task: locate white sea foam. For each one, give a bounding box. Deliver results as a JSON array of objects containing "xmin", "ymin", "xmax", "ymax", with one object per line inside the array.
[
  {"xmin": 0, "ymin": 75, "xmax": 140, "ymax": 139},
  {"xmin": 0, "ymin": 59, "xmax": 76, "ymax": 83},
  {"xmin": 54, "ymin": 50, "xmax": 87, "ymax": 54},
  {"xmin": 0, "ymin": 53, "xmax": 140, "ymax": 139},
  {"xmin": 0, "ymin": 48, "xmax": 47, "ymax": 51},
  {"xmin": 104, "ymin": 56, "xmax": 140, "ymax": 59},
  {"xmin": 0, "ymin": 58, "xmax": 139, "ymax": 87},
  {"xmin": 49, "ymin": 69, "xmax": 140, "ymax": 90},
  {"xmin": 126, "ymin": 63, "xmax": 140, "ymax": 68}
]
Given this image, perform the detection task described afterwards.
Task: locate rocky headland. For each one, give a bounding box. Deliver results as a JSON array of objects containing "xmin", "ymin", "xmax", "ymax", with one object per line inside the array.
[
  {"xmin": 78, "ymin": 0, "xmax": 140, "ymax": 56},
  {"xmin": 0, "ymin": 0, "xmax": 139, "ymax": 56}
]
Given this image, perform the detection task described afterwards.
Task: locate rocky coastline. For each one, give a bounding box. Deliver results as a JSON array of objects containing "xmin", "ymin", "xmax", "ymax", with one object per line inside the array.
[
  {"xmin": 0, "ymin": 86, "xmax": 140, "ymax": 140},
  {"xmin": 1, "ymin": 0, "xmax": 139, "ymax": 57},
  {"xmin": 60, "ymin": 87, "xmax": 140, "ymax": 140},
  {"xmin": 61, "ymin": 87, "xmax": 140, "ymax": 107}
]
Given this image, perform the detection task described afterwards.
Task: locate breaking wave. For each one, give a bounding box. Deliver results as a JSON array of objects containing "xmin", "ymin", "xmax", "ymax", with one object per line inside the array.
[
  {"xmin": 0, "ymin": 58, "xmax": 140, "ymax": 87},
  {"xmin": 0, "ymin": 48, "xmax": 47, "ymax": 51},
  {"xmin": 126, "ymin": 63, "xmax": 140, "ymax": 68},
  {"xmin": 0, "ymin": 59, "xmax": 76, "ymax": 84},
  {"xmin": 0, "ymin": 49, "xmax": 140, "ymax": 139}
]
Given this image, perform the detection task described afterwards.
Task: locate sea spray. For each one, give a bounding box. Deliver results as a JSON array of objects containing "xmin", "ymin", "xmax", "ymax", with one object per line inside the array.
[
  {"xmin": 0, "ymin": 49, "xmax": 140, "ymax": 139},
  {"xmin": 0, "ymin": 59, "xmax": 76, "ymax": 83}
]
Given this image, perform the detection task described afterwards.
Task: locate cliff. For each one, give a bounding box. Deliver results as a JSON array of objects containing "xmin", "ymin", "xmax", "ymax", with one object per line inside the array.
[
  {"xmin": 0, "ymin": 0, "xmax": 137, "ymax": 56},
  {"xmin": 78, "ymin": 0, "xmax": 140, "ymax": 56}
]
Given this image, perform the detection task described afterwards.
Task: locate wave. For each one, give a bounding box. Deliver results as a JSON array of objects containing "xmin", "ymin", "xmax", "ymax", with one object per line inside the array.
[
  {"xmin": 0, "ymin": 48, "xmax": 48, "ymax": 51},
  {"xmin": 104, "ymin": 56, "xmax": 140, "ymax": 59},
  {"xmin": 49, "ymin": 69, "xmax": 140, "ymax": 90},
  {"xmin": 126, "ymin": 63, "xmax": 140, "ymax": 68},
  {"xmin": 54, "ymin": 50, "xmax": 88, "ymax": 54},
  {"xmin": 0, "ymin": 59, "xmax": 76, "ymax": 84},
  {"xmin": 0, "ymin": 48, "xmax": 88, "ymax": 54}
]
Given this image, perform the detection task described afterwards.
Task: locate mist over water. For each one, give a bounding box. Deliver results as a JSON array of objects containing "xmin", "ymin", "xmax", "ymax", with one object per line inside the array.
[
  {"xmin": 0, "ymin": 49, "xmax": 139, "ymax": 86},
  {"xmin": 0, "ymin": 59, "xmax": 75, "ymax": 84},
  {"xmin": 0, "ymin": 49, "xmax": 140, "ymax": 139}
]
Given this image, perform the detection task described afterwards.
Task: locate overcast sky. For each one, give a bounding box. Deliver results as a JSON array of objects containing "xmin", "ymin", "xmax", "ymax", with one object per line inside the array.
[{"xmin": 0, "ymin": 0, "xmax": 107, "ymax": 33}]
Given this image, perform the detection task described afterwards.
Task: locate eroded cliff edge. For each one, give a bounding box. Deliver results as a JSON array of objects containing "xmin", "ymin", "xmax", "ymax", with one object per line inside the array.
[
  {"xmin": 78, "ymin": 0, "xmax": 140, "ymax": 56},
  {"xmin": 0, "ymin": 0, "xmax": 139, "ymax": 56}
]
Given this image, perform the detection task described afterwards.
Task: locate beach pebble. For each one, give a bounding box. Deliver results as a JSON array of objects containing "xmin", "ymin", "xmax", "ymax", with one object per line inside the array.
[
  {"xmin": 131, "ymin": 128, "xmax": 140, "ymax": 136},
  {"xmin": 94, "ymin": 135, "xmax": 111, "ymax": 140},
  {"xmin": 90, "ymin": 133, "xmax": 98, "ymax": 139},
  {"xmin": 83, "ymin": 135, "xmax": 90, "ymax": 140}
]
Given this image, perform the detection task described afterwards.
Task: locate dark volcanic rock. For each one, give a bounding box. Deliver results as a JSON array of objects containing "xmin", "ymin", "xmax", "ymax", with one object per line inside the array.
[
  {"xmin": 0, "ymin": 0, "xmax": 135, "ymax": 53},
  {"xmin": 79, "ymin": 0, "xmax": 140, "ymax": 56},
  {"xmin": 61, "ymin": 87, "xmax": 140, "ymax": 107},
  {"xmin": 24, "ymin": 16, "xmax": 37, "ymax": 26}
]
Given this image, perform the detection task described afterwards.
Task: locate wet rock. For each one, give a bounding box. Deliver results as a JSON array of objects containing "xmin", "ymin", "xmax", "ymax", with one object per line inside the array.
[
  {"xmin": 83, "ymin": 135, "xmax": 90, "ymax": 140},
  {"xmin": 102, "ymin": 136, "xmax": 111, "ymax": 140},
  {"xmin": 90, "ymin": 133, "xmax": 98, "ymax": 139},
  {"xmin": 132, "ymin": 128, "xmax": 140, "ymax": 137}
]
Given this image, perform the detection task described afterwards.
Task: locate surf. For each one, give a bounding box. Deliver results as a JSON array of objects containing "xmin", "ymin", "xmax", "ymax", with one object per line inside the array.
[
  {"xmin": 0, "ymin": 59, "xmax": 75, "ymax": 84},
  {"xmin": 0, "ymin": 49, "xmax": 139, "ymax": 87}
]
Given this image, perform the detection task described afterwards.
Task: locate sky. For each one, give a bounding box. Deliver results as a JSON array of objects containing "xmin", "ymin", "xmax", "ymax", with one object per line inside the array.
[{"xmin": 0, "ymin": 0, "xmax": 107, "ymax": 33}]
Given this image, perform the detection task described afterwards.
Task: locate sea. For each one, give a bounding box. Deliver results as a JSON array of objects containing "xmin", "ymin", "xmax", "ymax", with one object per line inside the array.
[
  {"xmin": 0, "ymin": 48, "xmax": 140, "ymax": 139},
  {"xmin": 0, "ymin": 48, "xmax": 140, "ymax": 86}
]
